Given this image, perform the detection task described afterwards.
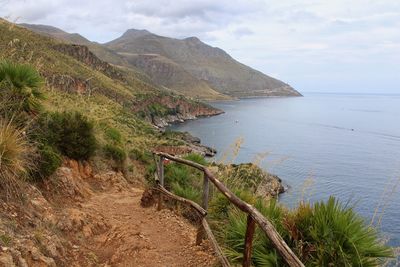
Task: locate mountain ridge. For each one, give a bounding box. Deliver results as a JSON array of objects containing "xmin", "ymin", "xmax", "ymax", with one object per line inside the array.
[
  {"xmin": 107, "ymin": 28, "xmax": 301, "ymax": 98},
  {"xmin": 20, "ymin": 23, "xmax": 302, "ymax": 99}
]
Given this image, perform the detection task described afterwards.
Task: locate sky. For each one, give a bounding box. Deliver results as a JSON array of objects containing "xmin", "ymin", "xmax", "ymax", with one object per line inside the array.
[{"xmin": 1, "ymin": 0, "xmax": 400, "ymax": 94}]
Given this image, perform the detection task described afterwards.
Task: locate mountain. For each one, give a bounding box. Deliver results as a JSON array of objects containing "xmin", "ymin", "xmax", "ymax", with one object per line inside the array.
[
  {"xmin": 117, "ymin": 53, "xmax": 228, "ymax": 100},
  {"xmin": 19, "ymin": 23, "xmax": 132, "ymax": 69},
  {"xmin": 106, "ymin": 29, "xmax": 302, "ymax": 98},
  {"xmin": 20, "ymin": 24, "xmax": 230, "ymax": 100},
  {"xmin": 19, "ymin": 23, "xmax": 301, "ymax": 99}
]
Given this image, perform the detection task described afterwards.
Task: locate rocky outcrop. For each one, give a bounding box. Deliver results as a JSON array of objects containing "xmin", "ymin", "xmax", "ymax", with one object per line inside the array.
[
  {"xmin": 44, "ymin": 73, "xmax": 130, "ymax": 107},
  {"xmin": 180, "ymin": 132, "xmax": 217, "ymax": 157},
  {"xmin": 53, "ymin": 44, "xmax": 125, "ymax": 82},
  {"xmin": 256, "ymin": 173, "xmax": 285, "ymax": 198},
  {"xmin": 217, "ymin": 163, "xmax": 285, "ymax": 198},
  {"xmin": 132, "ymin": 94, "xmax": 224, "ymax": 128}
]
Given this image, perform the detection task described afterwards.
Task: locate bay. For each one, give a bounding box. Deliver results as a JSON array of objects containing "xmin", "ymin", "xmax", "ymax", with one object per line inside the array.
[{"xmin": 170, "ymin": 93, "xmax": 400, "ymax": 247}]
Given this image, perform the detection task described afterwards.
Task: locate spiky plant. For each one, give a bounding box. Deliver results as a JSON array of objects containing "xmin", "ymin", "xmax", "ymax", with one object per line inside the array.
[
  {"xmin": 171, "ymin": 182, "xmax": 201, "ymax": 203},
  {"xmin": 220, "ymin": 196, "xmax": 392, "ymax": 267},
  {"xmin": 296, "ymin": 197, "xmax": 393, "ymax": 266},
  {"xmin": 222, "ymin": 199, "xmax": 288, "ymax": 266},
  {"xmin": 0, "ymin": 120, "xmax": 34, "ymax": 197},
  {"xmin": 0, "ymin": 61, "xmax": 45, "ymax": 116}
]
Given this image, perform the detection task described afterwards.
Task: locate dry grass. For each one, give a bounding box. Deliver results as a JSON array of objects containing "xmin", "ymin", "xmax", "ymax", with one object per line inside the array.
[
  {"xmin": 0, "ymin": 119, "xmax": 34, "ymax": 198},
  {"xmin": 371, "ymin": 175, "xmax": 400, "ymax": 227}
]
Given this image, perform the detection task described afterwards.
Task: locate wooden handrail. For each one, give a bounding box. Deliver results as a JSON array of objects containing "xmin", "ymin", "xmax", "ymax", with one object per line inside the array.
[
  {"xmin": 155, "ymin": 185, "xmax": 207, "ymax": 216},
  {"xmin": 153, "ymin": 151, "xmax": 304, "ymax": 267}
]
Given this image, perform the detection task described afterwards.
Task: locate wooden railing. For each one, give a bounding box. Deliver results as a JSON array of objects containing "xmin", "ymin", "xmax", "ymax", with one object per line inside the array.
[{"xmin": 153, "ymin": 152, "xmax": 304, "ymax": 267}]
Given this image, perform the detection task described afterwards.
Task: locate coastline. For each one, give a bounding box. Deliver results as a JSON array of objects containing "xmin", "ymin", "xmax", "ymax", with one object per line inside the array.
[{"xmin": 161, "ymin": 109, "xmax": 287, "ymax": 198}]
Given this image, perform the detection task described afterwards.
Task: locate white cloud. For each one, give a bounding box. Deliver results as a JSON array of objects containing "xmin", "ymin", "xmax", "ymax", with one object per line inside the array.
[{"xmin": 1, "ymin": 0, "xmax": 399, "ymax": 93}]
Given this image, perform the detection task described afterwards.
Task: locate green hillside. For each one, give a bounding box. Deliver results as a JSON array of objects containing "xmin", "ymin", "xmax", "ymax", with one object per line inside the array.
[{"xmin": 0, "ymin": 19, "xmax": 221, "ymax": 151}]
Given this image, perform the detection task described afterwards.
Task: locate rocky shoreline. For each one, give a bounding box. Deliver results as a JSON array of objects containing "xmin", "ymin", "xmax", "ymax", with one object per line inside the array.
[
  {"xmin": 151, "ymin": 112, "xmax": 223, "ymax": 129},
  {"xmin": 152, "ymin": 107, "xmax": 286, "ymax": 197}
]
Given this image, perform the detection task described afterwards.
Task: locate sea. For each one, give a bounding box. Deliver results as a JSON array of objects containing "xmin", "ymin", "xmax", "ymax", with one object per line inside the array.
[{"xmin": 169, "ymin": 93, "xmax": 400, "ymax": 248}]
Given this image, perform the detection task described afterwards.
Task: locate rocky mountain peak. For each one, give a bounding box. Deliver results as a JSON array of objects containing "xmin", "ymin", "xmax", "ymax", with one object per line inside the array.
[
  {"xmin": 122, "ymin": 29, "xmax": 151, "ymax": 39},
  {"xmin": 184, "ymin": 36, "xmax": 201, "ymax": 43}
]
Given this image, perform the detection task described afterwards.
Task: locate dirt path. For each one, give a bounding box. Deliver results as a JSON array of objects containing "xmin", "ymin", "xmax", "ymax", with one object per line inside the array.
[{"xmin": 75, "ymin": 188, "xmax": 216, "ymax": 267}]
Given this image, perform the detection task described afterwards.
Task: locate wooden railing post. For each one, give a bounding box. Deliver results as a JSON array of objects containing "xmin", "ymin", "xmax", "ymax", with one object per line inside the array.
[
  {"xmin": 243, "ymin": 215, "xmax": 256, "ymax": 267},
  {"xmin": 157, "ymin": 156, "xmax": 164, "ymax": 211},
  {"xmin": 202, "ymin": 172, "xmax": 209, "ymax": 210},
  {"xmin": 196, "ymin": 172, "xmax": 210, "ymax": 245}
]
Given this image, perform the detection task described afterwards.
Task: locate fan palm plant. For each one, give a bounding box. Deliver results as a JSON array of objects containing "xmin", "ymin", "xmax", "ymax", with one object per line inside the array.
[{"xmin": 0, "ymin": 61, "xmax": 45, "ymax": 116}]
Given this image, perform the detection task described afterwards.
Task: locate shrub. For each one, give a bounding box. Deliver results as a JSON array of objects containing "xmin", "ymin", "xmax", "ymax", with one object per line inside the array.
[
  {"xmin": 184, "ymin": 153, "xmax": 208, "ymax": 165},
  {"xmin": 105, "ymin": 127, "xmax": 122, "ymax": 144},
  {"xmin": 222, "ymin": 198, "xmax": 287, "ymax": 265},
  {"xmin": 129, "ymin": 148, "xmax": 152, "ymax": 164},
  {"xmin": 37, "ymin": 111, "xmax": 97, "ymax": 160},
  {"xmin": 0, "ymin": 120, "xmax": 33, "ymax": 196},
  {"xmin": 171, "ymin": 182, "xmax": 201, "ymax": 203},
  {"xmin": 103, "ymin": 144, "xmax": 126, "ymax": 164},
  {"xmin": 144, "ymin": 163, "xmax": 157, "ymax": 184},
  {"xmin": 222, "ymin": 163, "xmax": 265, "ymax": 192},
  {"xmin": 165, "ymin": 163, "xmax": 191, "ymax": 187},
  {"xmin": 292, "ymin": 197, "xmax": 393, "ymax": 266},
  {"xmin": 0, "ymin": 61, "xmax": 45, "ymax": 116},
  {"xmin": 31, "ymin": 144, "xmax": 62, "ymax": 181},
  {"xmin": 148, "ymin": 103, "xmax": 169, "ymax": 117},
  {"xmin": 220, "ymin": 196, "xmax": 392, "ymax": 267}
]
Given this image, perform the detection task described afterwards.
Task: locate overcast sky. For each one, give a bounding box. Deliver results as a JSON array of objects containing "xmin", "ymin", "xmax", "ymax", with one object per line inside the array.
[{"xmin": 1, "ymin": 0, "xmax": 400, "ymax": 94}]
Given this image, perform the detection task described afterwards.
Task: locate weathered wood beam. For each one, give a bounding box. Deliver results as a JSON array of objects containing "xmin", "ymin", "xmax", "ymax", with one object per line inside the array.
[
  {"xmin": 201, "ymin": 218, "xmax": 231, "ymax": 267},
  {"xmin": 155, "ymin": 185, "xmax": 207, "ymax": 217},
  {"xmin": 202, "ymin": 172, "xmax": 209, "ymax": 210},
  {"xmin": 243, "ymin": 215, "xmax": 256, "ymax": 267}
]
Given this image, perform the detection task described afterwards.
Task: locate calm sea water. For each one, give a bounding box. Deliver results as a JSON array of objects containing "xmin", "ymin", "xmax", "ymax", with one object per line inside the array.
[{"xmin": 170, "ymin": 93, "xmax": 400, "ymax": 247}]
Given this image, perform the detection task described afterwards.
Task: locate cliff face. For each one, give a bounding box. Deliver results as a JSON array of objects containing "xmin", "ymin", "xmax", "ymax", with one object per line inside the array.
[
  {"xmin": 132, "ymin": 94, "xmax": 223, "ymax": 128},
  {"xmin": 53, "ymin": 44, "xmax": 125, "ymax": 82},
  {"xmin": 120, "ymin": 53, "xmax": 230, "ymax": 100}
]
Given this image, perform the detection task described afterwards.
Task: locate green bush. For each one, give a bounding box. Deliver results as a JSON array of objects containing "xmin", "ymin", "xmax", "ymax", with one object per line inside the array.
[
  {"xmin": 171, "ymin": 182, "xmax": 201, "ymax": 203},
  {"xmin": 184, "ymin": 153, "xmax": 208, "ymax": 165},
  {"xmin": 220, "ymin": 197, "xmax": 392, "ymax": 267},
  {"xmin": 103, "ymin": 144, "xmax": 126, "ymax": 164},
  {"xmin": 105, "ymin": 127, "xmax": 122, "ymax": 143},
  {"xmin": 37, "ymin": 111, "xmax": 97, "ymax": 160},
  {"xmin": 129, "ymin": 148, "xmax": 152, "ymax": 163},
  {"xmin": 292, "ymin": 197, "xmax": 393, "ymax": 266},
  {"xmin": 162, "ymin": 154, "xmax": 207, "ymax": 204},
  {"xmin": 144, "ymin": 163, "xmax": 157, "ymax": 184},
  {"xmin": 165, "ymin": 163, "xmax": 191, "ymax": 187},
  {"xmin": 0, "ymin": 61, "xmax": 45, "ymax": 116},
  {"xmin": 32, "ymin": 144, "xmax": 62, "ymax": 180}
]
